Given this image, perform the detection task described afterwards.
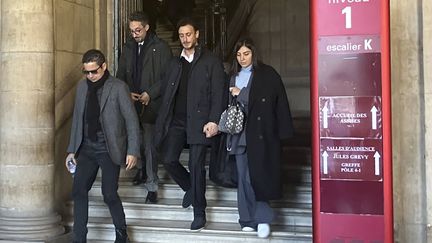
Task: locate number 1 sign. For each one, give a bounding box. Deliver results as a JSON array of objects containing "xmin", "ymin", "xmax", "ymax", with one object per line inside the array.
[{"xmin": 317, "ymin": 0, "xmax": 381, "ymax": 35}]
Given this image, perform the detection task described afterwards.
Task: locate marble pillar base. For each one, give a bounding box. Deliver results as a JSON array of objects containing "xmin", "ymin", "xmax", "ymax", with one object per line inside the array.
[{"xmin": 0, "ymin": 213, "xmax": 64, "ymax": 241}]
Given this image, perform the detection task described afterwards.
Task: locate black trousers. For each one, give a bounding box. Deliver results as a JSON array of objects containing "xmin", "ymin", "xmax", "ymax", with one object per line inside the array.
[
  {"xmin": 160, "ymin": 119, "xmax": 207, "ymax": 216},
  {"xmin": 72, "ymin": 141, "xmax": 126, "ymax": 241}
]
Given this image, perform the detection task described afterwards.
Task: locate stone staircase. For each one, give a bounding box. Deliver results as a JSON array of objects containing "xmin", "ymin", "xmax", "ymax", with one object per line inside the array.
[
  {"xmin": 153, "ymin": 0, "xmax": 210, "ymax": 57},
  {"xmin": 153, "ymin": 17, "xmax": 181, "ymax": 57},
  {"xmin": 63, "ymin": 115, "xmax": 313, "ymax": 242},
  {"xmin": 62, "ymin": 1, "xmax": 313, "ymax": 241}
]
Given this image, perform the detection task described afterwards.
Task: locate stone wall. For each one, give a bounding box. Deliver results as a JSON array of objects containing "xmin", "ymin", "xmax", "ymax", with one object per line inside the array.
[
  {"xmin": 391, "ymin": 0, "xmax": 430, "ymax": 242},
  {"xmin": 247, "ymin": 0, "xmax": 310, "ymax": 116},
  {"xmin": 426, "ymin": 0, "xmax": 432, "ymax": 240}
]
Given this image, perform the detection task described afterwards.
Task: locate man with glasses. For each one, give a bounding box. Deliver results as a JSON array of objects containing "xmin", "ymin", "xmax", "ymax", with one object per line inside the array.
[
  {"xmin": 117, "ymin": 11, "xmax": 171, "ymax": 203},
  {"xmin": 66, "ymin": 49, "xmax": 140, "ymax": 243}
]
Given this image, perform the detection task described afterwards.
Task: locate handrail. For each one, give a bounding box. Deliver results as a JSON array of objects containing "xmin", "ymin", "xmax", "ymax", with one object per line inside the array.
[
  {"xmin": 114, "ymin": 0, "xmax": 144, "ymax": 67},
  {"xmin": 204, "ymin": 0, "xmax": 257, "ymax": 61},
  {"xmin": 224, "ymin": 0, "xmax": 257, "ymax": 59},
  {"xmin": 203, "ymin": 0, "xmax": 227, "ymax": 58}
]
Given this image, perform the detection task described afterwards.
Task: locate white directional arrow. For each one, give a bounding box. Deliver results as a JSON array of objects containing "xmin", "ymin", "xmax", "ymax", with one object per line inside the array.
[
  {"xmin": 374, "ymin": 151, "xmax": 381, "ymax": 175},
  {"xmin": 371, "ymin": 106, "xmax": 378, "ymax": 130},
  {"xmin": 322, "ymin": 105, "xmax": 329, "ymax": 129},
  {"xmin": 322, "ymin": 151, "xmax": 329, "ymax": 175}
]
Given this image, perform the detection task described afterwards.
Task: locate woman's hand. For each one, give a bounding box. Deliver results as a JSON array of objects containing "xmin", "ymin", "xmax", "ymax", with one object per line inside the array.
[{"xmin": 229, "ymin": 87, "xmax": 241, "ymax": 96}]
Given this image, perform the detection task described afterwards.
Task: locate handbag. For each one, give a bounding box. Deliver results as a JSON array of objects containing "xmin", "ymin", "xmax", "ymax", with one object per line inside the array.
[
  {"xmin": 218, "ymin": 97, "xmax": 245, "ymax": 134},
  {"xmin": 209, "ymin": 133, "xmax": 238, "ymax": 188}
]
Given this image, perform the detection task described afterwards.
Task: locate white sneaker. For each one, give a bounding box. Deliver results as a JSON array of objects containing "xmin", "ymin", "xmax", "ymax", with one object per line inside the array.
[
  {"xmin": 257, "ymin": 223, "xmax": 270, "ymax": 238},
  {"xmin": 241, "ymin": 226, "xmax": 255, "ymax": 232}
]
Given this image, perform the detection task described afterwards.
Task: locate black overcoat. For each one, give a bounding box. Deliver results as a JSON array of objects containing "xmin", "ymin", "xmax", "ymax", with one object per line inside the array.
[
  {"xmin": 154, "ymin": 45, "xmax": 226, "ymax": 146},
  {"xmin": 116, "ymin": 33, "xmax": 172, "ymax": 123},
  {"xmin": 245, "ymin": 64, "xmax": 294, "ymax": 200}
]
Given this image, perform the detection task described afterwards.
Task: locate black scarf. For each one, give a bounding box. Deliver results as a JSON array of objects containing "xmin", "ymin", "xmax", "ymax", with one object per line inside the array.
[{"xmin": 86, "ymin": 70, "xmax": 109, "ymax": 141}]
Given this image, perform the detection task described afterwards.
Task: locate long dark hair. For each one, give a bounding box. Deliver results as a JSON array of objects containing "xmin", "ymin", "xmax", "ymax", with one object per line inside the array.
[{"xmin": 229, "ymin": 37, "xmax": 259, "ymax": 76}]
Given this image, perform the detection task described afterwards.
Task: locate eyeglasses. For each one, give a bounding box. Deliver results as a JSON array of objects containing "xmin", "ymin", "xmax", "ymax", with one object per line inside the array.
[
  {"xmin": 82, "ymin": 66, "xmax": 101, "ymax": 75},
  {"xmin": 130, "ymin": 28, "xmax": 143, "ymax": 35}
]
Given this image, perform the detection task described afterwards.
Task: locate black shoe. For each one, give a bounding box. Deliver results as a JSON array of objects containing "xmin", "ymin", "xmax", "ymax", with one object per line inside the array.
[
  {"xmin": 146, "ymin": 191, "xmax": 158, "ymax": 203},
  {"xmin": 132, "ymin": 169, "xmax": 146, "ymax": 186},
  {"xmin": 182, "ymin": 190, "xmax": 192, "ymax": 208},
  {"xmin": 190, "ymin": 216, "xmax": 206, "ymax": 231},
  {"xmin": 114, "ymin": 228, "xmax": 129, "ymax": 243}
]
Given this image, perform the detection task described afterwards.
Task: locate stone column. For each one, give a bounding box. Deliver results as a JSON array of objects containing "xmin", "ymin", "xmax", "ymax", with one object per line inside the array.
[
  {"xmin": 424, "ymin": 0, "xmax": 432, "ymax": 241},
  {"xmin": 391, "ymin": 0, "xmax": 428, "ymax": 242},
  {"xmin": 0, "ymin": 0, "xmax": 64, "ymax": 241}
]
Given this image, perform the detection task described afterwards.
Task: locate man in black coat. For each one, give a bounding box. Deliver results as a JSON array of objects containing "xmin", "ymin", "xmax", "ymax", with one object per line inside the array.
[
  {"xmin": 154, "ymin": 17, "xmax": 226, "ymax": 231},
  {"xmin": 117, "ymin": 11, "xmax": 172, "ymax": 203}
]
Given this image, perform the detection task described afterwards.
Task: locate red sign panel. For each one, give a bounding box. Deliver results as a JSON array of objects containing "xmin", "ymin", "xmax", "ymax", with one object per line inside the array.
[
  {"xmin": 320, "ymin": 139, "xmax": 382, "ymax": 181},
  {"xmin": 319, "ymin": 53, "xmax": 382, "ymax": 96},
  {"xmin": 320, "ymin": 180, "xmax": 383, "ymax": 214},
  {"xmin": 320, "ymin": 214, "xmax": 384, "ymax": 243},
  {"xmin": 319, "ymin": 96, "xmax": 382, "ymax": 138},
  {"xmin": 312, "ymin": 0, "xmax": 392, "ymax": 241},
  {"xmin": 317, "ymin": 0, "xmax": 381, "ymax": 36}
]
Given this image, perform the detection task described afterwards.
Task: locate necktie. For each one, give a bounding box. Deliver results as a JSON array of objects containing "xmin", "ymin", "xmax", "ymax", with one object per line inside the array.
[{"xmin": 138, "ymin": 43, "xmax": 143, "ymax": 55}]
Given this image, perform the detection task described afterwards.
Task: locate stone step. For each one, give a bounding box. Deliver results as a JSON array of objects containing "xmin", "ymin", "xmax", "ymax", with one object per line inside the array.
[
  {"xmin": 88, "ymin": 180, "xmax": 312, "ymax": 205},
  {"xmin": 65, "ymin": 197, "xmax": 311, "ymax": 227},
  {"xmin": 109, "ymin": 145, "xmax": 311, "ymax": 174},
  {"xmin": 64, "ymin": 217, "xmax": 313, "ymax": 243},
  {"xmin": 113, "ymin": 159, "xmax": 311, "ymax": 185}
]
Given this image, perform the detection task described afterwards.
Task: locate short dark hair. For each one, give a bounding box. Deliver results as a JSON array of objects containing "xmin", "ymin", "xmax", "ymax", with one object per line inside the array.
[
  {"xmin": 176, "ymin": 17, "xmax": 199, "ymax": 32},
  {"xmin": 230, "ymin": 37, "xmax": 259, "ymax": 76},
  {"xmin": 128, "ymin": 11, "xmax": 149, "ymax": 26},
  {"xmin": 82, "ymin": 49, "xmax": 106, "ymax": 66}
]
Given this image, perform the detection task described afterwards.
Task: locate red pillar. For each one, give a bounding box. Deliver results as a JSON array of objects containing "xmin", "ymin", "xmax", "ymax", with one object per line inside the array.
[{"xmin": 310, "ymin": 1, "xmax": 393, "ymax": 242}]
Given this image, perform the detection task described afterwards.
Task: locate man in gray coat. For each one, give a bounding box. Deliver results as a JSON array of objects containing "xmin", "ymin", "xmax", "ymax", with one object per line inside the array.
[
  {"xmin": 66, "ymin": 49, "xmax": 140, "ymax": 243},
  {"xmin": 117, "ymin": 11, "xmax": 172, "ymax": 203}
]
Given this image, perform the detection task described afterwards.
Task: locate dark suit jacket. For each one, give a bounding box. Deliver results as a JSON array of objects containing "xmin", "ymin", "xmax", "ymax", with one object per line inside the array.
[
  {"xmin": 67, "ymin": 75, "xmax": 141, "ymax": 165},
  {"xmin": 154, "ymin": 45, "xmax": 226, "ymax": 146},
  {"xmin": 116, "ymin": 33, "xmax": 172, "ymax": 123}
]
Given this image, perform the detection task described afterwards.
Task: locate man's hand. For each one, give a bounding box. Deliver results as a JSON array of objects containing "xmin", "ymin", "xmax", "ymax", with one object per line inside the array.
[
  {"xmin": 125, "ymin": 155, "xmax": 137, "ymax": 170},
  {"xmin": 65, "ymin": 153, "xmax": 76, "ymax": 169},
  {"xmin": 131, "ymin": 92, "xmax": 141, "ymax": 102},
  {"xmin": 139, "ymin": 92, "xmax": 151, "ymax": 105},
  {"xmin": 203, "ymin": 122, "xmax": 219, "ymax": 138}
]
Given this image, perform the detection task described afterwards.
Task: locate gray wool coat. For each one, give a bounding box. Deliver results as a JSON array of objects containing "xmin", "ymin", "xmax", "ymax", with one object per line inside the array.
[{"xmin": 67, "ymin": 75, "xmax": 141, "ymax": 165}]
